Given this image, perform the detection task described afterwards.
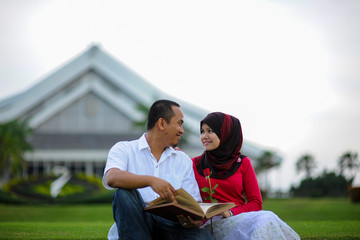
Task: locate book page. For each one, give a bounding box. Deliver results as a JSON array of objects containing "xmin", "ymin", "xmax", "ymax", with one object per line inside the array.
[
  {"xmin": 199, "ymin": 202, "xmax": 236, "ymax": 219},
  {"xmin": 147, "ymin": 188, "xmax": 204, "ymax": 215},
  {"xmin": 199, "ymin": 202, "xmax": 221, "ymax": 213},
  {"xmin": 175, "ymin": 189, "xmax": 204, "ymax": 214}
]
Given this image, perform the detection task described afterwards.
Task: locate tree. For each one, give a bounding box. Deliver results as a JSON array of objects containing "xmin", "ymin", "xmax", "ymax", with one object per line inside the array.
[
  {"xmin": 0, "ymin": 119, "xmax": 33, "ymax": 183},
  {"xmin": 255, "ymin": 151, "xmax": 281, "ymax": 195},
  {"xmin": 296, "ymin": 153, "xmax": 316, "ymax": 179},
  {"xmin": 338, "ymin": 151, "xmax": 359, "ymax": 183},
  {"xmin": 290, "ymin": 171, "xmax": 350, "ymax": 197},
  {"xmin": 255, "ymin": 151, "xmax": 280, "ymax": 174}
]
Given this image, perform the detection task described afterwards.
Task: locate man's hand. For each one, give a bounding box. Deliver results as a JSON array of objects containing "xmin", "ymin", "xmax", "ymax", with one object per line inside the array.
[
  {"xmin": 149, "ymin": 176, "xmax": 177, "ymax": 203},
  {"xmin": 106, "ymin": 169, "xmax": 177, "ymax": 203},
  {"xmin": 177, "ymin": 215, "xmax": 203, "ymax": 228}
]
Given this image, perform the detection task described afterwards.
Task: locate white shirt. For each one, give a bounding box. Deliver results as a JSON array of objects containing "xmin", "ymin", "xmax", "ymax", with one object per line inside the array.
[
  {"xmin": 103, "ymin": 133, "xmax": 201, "ymax": 203},
  {"xmin": 103, "ymin": 133, "xmax": 201, "ymax": 240}
]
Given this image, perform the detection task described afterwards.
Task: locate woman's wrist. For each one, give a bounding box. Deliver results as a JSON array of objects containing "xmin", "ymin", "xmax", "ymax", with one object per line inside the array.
[{"xmin": 229, "ymin": 210, "xmax": 234, "ymax": 217}]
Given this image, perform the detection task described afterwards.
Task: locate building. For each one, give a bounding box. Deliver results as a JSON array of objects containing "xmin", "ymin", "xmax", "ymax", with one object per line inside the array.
[{"xmin": 0, "ymin": 45, "xmax": 280, "ymax": 177}]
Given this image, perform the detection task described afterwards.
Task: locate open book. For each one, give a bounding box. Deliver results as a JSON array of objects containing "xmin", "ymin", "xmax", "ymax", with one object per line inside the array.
[{"xmin": 144, "ymin": 188, "xmax": 235, "ymax": 221}]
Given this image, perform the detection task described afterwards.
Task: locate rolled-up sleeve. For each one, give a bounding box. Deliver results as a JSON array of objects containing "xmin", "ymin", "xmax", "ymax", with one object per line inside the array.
[{"xmin": 102, "ymin": 142, "xmax": 129, "ymax": 190}]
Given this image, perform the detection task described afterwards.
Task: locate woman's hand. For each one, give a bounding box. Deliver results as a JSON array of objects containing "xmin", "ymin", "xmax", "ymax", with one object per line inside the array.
[
  {"xmin": 221, "ymin": 210, "xmax": 233, "ymax": 218},
  {"xmin": 177, "ymin": 215, "xmax": 203, "ymax": 228}
]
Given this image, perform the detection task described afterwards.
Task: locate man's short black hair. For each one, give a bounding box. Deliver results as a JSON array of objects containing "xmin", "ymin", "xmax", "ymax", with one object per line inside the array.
[{"xmin": 147, "ymin": 99, "xmax": 180, "ymax": 130}]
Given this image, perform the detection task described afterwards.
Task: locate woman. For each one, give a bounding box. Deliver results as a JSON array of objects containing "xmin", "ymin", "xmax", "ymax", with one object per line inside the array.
[{"xmin": 192, "ymin": 112, "xmax": 300, "ymax": 240}]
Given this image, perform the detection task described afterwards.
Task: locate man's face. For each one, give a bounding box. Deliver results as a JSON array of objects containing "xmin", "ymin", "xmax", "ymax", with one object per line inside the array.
[{"xmin": 164, "ymin": 106, "xmax": 184, "ymax": 146}]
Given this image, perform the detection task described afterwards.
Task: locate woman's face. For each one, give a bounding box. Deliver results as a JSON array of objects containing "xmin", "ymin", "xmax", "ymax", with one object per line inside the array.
[{"xmin": 200, "ymin": 123, "xmax": 220, "ymax": 151}]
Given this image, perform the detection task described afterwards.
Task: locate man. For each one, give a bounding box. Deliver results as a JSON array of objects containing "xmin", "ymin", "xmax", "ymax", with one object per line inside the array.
[{"xmin": 103, "ymin": 99, "xmax": 214, "ymax": 240}]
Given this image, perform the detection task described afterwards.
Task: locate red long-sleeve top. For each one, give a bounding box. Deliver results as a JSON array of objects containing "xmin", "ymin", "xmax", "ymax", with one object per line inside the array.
[{"xmin": 192, "ymin": 156, "xmax": 262, "ymax": 216}]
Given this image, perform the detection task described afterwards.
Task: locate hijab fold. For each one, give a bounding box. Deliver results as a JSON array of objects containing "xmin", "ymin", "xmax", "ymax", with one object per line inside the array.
[{"xmin": 195, "ymin": 112, "xmax": 245, "ymax": 179}]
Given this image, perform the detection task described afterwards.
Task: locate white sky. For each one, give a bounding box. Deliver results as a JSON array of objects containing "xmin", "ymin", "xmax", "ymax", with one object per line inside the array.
[{"xmin": 1, "ymin": 0, "xmax": 359, "ymax": 191}]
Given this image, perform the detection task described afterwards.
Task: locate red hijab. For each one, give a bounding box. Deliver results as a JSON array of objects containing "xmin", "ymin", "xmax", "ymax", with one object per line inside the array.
[{"xmin": 195, "ymin": 112, "xmax": 244, "ymax": 179}]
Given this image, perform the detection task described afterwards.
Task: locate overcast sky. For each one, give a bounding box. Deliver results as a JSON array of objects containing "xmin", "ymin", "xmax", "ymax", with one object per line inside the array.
[{"xmin": 1, "ymin": 0, "xmax": 359, "ymax": 190}]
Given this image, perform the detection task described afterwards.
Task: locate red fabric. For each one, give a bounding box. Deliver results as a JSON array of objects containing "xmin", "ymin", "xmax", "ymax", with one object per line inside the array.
[{"xmin": 192, "ymin": 156, "xmax": 263, "ymax": 216}]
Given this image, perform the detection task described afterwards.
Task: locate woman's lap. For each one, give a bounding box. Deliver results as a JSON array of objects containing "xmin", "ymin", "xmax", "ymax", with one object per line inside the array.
[{"xmin": 202, "ymin": 210, "xmax": 300, "ymax": 240}]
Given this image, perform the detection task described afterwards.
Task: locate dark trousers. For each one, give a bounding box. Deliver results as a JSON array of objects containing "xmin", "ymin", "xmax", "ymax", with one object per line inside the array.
[{"xmin": 112, "ymin": 188, "xmax": 214, "ymax": 240}]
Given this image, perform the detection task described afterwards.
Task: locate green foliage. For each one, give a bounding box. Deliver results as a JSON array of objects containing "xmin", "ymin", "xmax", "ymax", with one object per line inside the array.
[
  {"xmin": 77, "ymin": 173, "xmax": 103, "ymax": 188},
  {"xmin": 201, "ymin": 170, "xmax": 218, "ymax": 203},
  {"xmin": 0, "ymin": 119, "xmax": 33, "ymax": 179},
  {"xmin": 338, "ymin": 151, "xmax": 359, "ymax": 183},
  {"xmin": 33, "ymin": 179, "xmax": 86, "ymax": 197},
  {"xmin": 296, "ymin": 153, "xmax": 316, "ymax": 178},
  {"xmin": 290, "ymin": 171, "xmax": 351, "ymax": 197},
  {"xmin": 0, "ymin": 189, "xmax": 27, "ymax": 204},
  {"xmin": 1, "ymin": 175, "xmax": 113, "ymax": 204},
  {"xmin": 34, "ymin": 181, "xmax": 52, "ymax": 196},
  {"xmin": 255, "ymin": 151, "xmax": 280, "ymax": 174}
]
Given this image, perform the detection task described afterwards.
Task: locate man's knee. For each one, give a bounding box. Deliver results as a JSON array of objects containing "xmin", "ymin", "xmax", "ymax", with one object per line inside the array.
[
  {"xmin": 113, "ymin": 188, "xmax": 145, "ymax": 212},
  {"xmin": 114, "ymin": 188, "xmax": 139, "ymax": 202}
]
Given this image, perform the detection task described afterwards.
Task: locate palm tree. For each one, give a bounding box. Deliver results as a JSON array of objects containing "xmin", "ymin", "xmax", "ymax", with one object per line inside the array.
[
  {"xmin": 338, "ymin": 151, "xmax": 359, "ymax": 183},
  {"xmin": 255, "ymin": 151, "xmax": 280, "ymax": 193},
  {"xmin": 296, "ymin": 153, "xmax": 316, "ymax": 179},
  {"xmin": 255, "ymin": 151, "xmax": 280, "ymax": 174},
  {"xmin": 0, "ymin": 119, "xmax": 33, "ymax": 184}
]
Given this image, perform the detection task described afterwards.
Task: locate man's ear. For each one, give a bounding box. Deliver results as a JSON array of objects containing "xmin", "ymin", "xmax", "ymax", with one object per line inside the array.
[{"xmin": 157, "ymin": 118, "xmax": 166, "ymax": 131}]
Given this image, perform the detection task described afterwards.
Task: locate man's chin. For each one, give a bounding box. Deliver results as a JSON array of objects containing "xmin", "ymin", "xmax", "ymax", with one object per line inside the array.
[{"xmin": 172, "ymin": 140, "xmax": 180, "ymax": 147}]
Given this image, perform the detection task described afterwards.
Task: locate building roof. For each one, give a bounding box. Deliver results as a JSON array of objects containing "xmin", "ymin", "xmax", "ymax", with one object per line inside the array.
[{"xmin": 0, "ymin": 45, "xmax": 281, "ymax": 163}]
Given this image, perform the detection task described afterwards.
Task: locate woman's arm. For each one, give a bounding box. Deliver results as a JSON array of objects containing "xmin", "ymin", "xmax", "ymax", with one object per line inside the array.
[{"xmin": 231, "ymin": 157, "xmax": 262, "ymax": 215}]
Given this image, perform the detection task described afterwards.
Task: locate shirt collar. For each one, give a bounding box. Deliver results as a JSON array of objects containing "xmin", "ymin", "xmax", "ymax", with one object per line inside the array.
[
  {"xmin": 139, "ymin": 133, "xmax": 150, "ymax": 151},
  {"xmin": 138, "ymin": 133, "xmax": 177, "ymax": 157}
]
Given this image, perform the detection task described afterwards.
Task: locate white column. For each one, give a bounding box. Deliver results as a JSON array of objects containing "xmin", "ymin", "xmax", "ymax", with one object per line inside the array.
[{"xmin": 44, "ymin": 161, "xmax": 52, "ymax": 175}]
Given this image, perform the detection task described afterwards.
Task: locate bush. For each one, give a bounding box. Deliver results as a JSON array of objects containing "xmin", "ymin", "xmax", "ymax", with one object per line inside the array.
[
  {"xmin": 1, "ymin": 175, "xmax": 114, "ymax": 204},
  {"xmin": 0, "ymin": 189, "xmax": 27, "ymax": 204},
  {"xmin": 290, "ymin": 171, "xmax": 351, "ymax": 197},
  {"xmin": 349, "ymin": 186, "xmax": 360, "ymax": 203}
]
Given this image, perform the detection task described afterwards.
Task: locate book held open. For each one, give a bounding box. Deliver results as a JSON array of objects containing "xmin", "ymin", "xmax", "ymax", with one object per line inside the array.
[{"xmin": 144, "ymin": 188, "xmax": 236, "ymax": 221}]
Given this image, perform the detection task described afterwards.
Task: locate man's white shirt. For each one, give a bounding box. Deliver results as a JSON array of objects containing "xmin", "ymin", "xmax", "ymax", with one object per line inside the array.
[
  {"xmin": 103, "ymin": 133, "xmax": 201, "ymax": 240},
  {"xmin": 103, "ymin": 133, "xmax": 201, "ymax": 203}
]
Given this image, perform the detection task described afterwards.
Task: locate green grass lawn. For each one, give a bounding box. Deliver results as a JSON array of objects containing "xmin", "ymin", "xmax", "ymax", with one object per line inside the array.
[
  {"xmin": 0, "ymin": 198, "xmax": 359, "ymax": 239},
  {"xmin": 263, "ymin": 198, "xmax": 360, "ymax": 239}
]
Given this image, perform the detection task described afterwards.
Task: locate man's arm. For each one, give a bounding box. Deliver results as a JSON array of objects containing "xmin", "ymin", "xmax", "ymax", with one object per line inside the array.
[{"xmin": 106, "ymin": 168, "xmax": 177, "ymax": 201}]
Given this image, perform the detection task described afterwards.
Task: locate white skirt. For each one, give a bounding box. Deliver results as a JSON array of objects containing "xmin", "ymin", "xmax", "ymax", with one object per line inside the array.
[{"xmin": 201, "ymin": 210, "xmax": 300, "ymax": 240}]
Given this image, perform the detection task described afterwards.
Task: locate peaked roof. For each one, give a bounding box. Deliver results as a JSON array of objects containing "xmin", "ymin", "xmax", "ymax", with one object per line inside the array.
[
  {"xmin": 0, "ymin": 45, "xmax": 281, "ymax": 162},
  {"xmin": 0, "ymin": 45, "xmax": 205, "ymax": 133}
]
